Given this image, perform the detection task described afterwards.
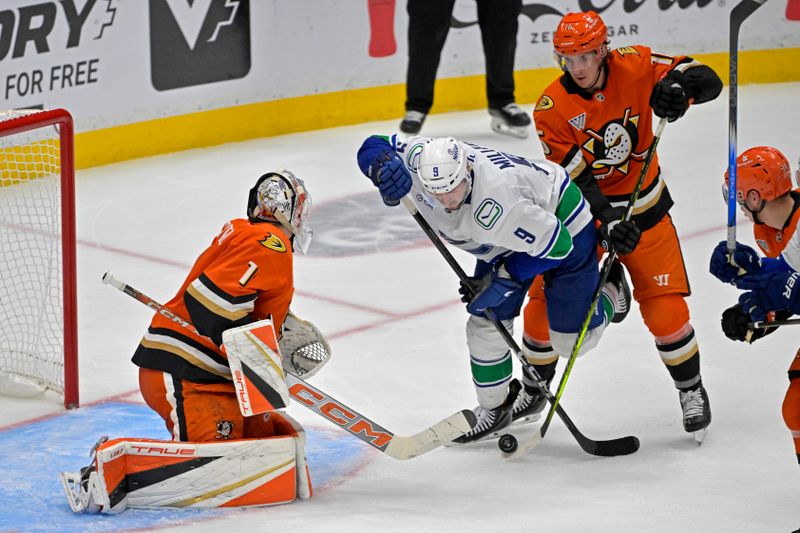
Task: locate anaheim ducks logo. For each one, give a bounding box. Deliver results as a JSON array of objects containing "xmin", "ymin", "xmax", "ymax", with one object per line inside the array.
[
  {"xmin": 582, "ymin": 108, "xmax": 649, "ymax": 179},
  {"xmin": 535, "ymin": 95, "xmax": 554, "ymax": 111},
  {"xmin": 259, "ymin": 233, "xmax": 287, "ymax": 252},
  {"xmin": 216, "ymin": 420, "xmax": 234, "ymax": 439}
]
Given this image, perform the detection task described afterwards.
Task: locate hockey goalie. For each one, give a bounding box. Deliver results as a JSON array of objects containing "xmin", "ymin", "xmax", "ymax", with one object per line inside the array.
[{"xmin": 61, "ymin": 170, "xmax": 331, "ymax": 513}]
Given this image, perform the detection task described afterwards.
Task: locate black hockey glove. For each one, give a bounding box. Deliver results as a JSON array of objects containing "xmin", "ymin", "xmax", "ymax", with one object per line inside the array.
[
  {"xmin": 458, "ymin": 276, "xmax": 482, "ymax": 304},
  {"xmin": 721, "ymin": 303, "xmax": 786, "ymax": 343},
  {"xmin": 597, "ymin": 206, "xmax": 641, "ymax": 255},
  {"xmin": 650, "ymin": 70, "xmax": 690, "ymax": 122}
]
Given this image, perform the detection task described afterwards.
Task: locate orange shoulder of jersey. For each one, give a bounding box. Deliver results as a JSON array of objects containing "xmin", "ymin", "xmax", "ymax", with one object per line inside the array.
[
  {"xmin": 213, "ymin": 218, "xmax": 294, "ymax": 291},
  {"xmin": 533, "ymin": 45, "xmax": 682, "ymax": 199},
  {"xmin": 753, "ymin": 190, "xmax": 800, "ymax": 257}
]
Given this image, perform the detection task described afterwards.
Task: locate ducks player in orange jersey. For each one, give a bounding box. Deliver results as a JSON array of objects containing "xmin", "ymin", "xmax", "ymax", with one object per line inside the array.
[
  {"xmin": 709, "ymin": 147, "xmax": 800, "ymax": 467},
  {"xmin": 61, "ymin": 170, "xmax": 324, "ymax": 513},
  {"xmin": 524, "ymin": 11, "xmax": 722, "ymax": 440}
]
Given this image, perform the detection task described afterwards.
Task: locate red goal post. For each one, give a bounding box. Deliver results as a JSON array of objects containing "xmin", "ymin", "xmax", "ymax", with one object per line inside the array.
[{"xmin": 0, "ymin": 108, "xmax": 78, "ymax": 409}]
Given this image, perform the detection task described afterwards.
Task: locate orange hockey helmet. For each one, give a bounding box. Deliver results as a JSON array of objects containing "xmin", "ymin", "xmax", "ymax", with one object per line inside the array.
[
  {"xmin": 553, "ymin": 11, "xmax": 608, "ymax": 56},
  {"xmin": 725, "ymin": 146, "xmax": 792, "ymax": 203}
]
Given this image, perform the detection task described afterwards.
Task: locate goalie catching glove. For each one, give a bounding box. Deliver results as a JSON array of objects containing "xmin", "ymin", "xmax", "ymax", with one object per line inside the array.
[{"xmin": 279, "ymin": 310, "xmax": 332, "ymax": 378}]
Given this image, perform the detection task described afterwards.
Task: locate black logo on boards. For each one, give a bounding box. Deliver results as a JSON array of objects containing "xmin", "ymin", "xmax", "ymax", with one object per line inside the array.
[{"xmin": 149, "ymin": 0, "xmax": 251, "ymax": 91}]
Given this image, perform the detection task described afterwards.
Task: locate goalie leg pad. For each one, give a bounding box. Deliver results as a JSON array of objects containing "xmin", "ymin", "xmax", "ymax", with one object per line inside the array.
[
  {"xmin": 223, "ymin": 319, "xmax": 290, "ymax": 417},
  {"xmin": 59, "ymin": 412, "xmax": 312, "ymax": 513}
]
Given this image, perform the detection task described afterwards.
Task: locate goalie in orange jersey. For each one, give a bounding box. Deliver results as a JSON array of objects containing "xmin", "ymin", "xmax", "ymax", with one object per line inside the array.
[
  {"xmin": 61, "ymin": 170, "xmax": 328, "ymax": 513},
  {"xmin": 521, "ymin": 10, "xmax": 722, "ymax": 440}
]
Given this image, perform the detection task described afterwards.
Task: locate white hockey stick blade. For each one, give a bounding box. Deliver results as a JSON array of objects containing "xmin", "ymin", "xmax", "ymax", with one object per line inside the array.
[
  {"xmin": 384, "ymin": 410, "xmax": 476, "ymax": 460},
  {"xmin": 502, "ymin": 431, "xmax": 543, "ymax": 461}
]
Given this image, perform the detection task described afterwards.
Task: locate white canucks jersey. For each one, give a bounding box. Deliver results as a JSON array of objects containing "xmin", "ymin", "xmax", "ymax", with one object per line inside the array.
[{"xmin": 391, "ymin": 134, "xmax": 593, "ymax": 264}]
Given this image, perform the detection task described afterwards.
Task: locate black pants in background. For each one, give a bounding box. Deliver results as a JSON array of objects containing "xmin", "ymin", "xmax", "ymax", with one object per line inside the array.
[{"xmin": 405, "ymin": 0, "xmax": 522, "ymax": 113}]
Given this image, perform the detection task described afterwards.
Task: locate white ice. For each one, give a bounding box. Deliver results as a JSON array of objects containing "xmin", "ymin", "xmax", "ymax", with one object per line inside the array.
[{"xmin": 2, "ymin": 82, "xmax": 800, "ymax": 533}]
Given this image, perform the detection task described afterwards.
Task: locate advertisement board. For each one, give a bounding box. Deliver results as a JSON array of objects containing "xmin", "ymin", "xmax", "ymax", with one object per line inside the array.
[{"xmin": 0, "ymin": 1, "xmax": 796, "ymax": 165}]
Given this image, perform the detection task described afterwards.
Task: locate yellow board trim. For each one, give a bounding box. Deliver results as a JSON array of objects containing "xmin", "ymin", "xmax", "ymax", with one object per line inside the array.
[{"xmin": 74, "ymin": 47, "xmax": 800, "ymax": 170}]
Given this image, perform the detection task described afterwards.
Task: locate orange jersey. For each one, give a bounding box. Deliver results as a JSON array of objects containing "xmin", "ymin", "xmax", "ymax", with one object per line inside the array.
[
  {"xmin": 754, "ymin": 190, "xmax": 800, "ymax": 258},
  {"xmin": 534, "ymin": 45, "xmax": 689, "ymax": 230},
  {"xmin": 132, "ymin": 218, "xmax": 294, "ymax": 383}
]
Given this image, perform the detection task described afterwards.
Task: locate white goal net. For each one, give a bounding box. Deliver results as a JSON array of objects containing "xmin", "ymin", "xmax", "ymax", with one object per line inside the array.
[{"xmin": 0, "ymin": 109, "xmax": 78, "ymax": 408}]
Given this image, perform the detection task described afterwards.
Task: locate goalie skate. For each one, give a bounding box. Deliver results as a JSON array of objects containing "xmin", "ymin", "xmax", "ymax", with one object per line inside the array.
[{"xmin": 489, "ymin": 103, "xmax": 531, "ymax": 139}]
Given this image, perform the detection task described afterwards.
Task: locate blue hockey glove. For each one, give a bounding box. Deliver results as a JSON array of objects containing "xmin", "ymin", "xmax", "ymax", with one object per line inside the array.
[
  {"xmin": 737, "ymin": 271, "xmax": 800, "ymax": 322},
  {"xmin": 466, "ymin": 266, "xmax": 523, "ymax": 316},
  {"xmin": 356, "ymin": 136, "xmax": 411, "ymax": 206},
  {"xmin": 709, "ymin": 241, "xmax": 762, "ymax": 283}
]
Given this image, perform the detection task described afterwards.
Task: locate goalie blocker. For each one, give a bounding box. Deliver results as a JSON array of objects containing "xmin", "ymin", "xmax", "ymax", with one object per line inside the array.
[
  {"xmin": 60, "ymin": 411, "xmax": 312, "ymax": 513},
  {"xmin": 224, "ymin": 313, "xmax": 332, "ymax": 417}
]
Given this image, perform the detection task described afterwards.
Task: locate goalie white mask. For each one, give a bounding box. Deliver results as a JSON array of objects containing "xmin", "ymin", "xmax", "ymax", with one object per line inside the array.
[
  {"xmin": 248, "ymin": 170, "xmax": 313, "ymax": 254},
  {"xmin": 418, "ymin": 137, "xmax": 472, "ymax": 196}
]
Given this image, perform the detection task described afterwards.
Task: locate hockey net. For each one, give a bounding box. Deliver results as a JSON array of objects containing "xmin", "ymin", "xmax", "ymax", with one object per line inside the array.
[{"xmin": 0, "ymin": 109, "xmax": 78, "ymax": 408}]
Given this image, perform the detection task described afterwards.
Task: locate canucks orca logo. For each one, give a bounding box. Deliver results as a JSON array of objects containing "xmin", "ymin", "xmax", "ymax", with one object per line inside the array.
[
  {"xmin": 406, "ymin": 142, "xmax": 424, "ymax": 172},
  {"xmin": 581, "ymin": 108, "xmax": 649, "ymax": 179},
  {"xmin": 259, "ymin": 233, "xmax": 287, "ymax": 252}
]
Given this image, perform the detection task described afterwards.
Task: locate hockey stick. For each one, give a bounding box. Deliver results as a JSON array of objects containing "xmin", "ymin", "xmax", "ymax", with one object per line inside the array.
[
  {"xmin": 101, "ymin": 272, "xmax": 475, "ymax": 460},
  {"xmin": 538, "ymin": 117, "xmax": 668, "ymax": 440},
  {"xmin": 399, "ymin": 198, "xmax": 639, "ymax": 458},
  {"xmin": 727, "ymin": 0, "xmax": 769, "ymax": 253},
  {"xmin": 752, "ymin": 317, "xmax": 800, "ymax": 329}
]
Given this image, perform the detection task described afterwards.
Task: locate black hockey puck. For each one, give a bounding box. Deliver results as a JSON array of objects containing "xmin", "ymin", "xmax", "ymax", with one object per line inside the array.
[{"xmin": 498, "ymin": 433, "xmax": 518, "ymax": 454}]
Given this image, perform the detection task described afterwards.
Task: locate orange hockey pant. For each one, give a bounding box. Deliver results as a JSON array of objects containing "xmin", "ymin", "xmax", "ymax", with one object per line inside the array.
[
  {"xmin": 784, "ymin": 349, "xmax": 800, "ymax": 461},
  {"xmin": 139, "ymin": 368, "xmax": 278, "ymax": 442},
  {"xmin": 524, "ymin": 215, "xmax": 692, "ymax": 345}
]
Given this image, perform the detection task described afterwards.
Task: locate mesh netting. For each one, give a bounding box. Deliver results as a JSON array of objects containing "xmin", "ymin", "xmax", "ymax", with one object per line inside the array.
[{"xmin": 0, "ymin": 110, "xmax": 65, "ymax": 396}]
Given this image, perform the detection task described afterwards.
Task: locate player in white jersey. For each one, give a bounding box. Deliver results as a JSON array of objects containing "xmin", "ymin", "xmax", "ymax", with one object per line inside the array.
[{"xmin": 357, "ymin": 135, "xmax": 631, "ymax": 442}]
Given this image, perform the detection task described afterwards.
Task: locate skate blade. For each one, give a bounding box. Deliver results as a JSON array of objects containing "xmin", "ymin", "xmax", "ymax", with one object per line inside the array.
[
  {"xmin": 443, "ymin": 427, "xmax": 510, "ymax": 447},
  {"xmin": 490, "ymin": 119, "xmax": 529, "ymax": 139},
  {"xmin": 691, "ymin": 427, "xmax": 708, "ymax": 445},
  {"xmin": 509, "ymin": 412, "xmax": 542, "ymax": 426}
]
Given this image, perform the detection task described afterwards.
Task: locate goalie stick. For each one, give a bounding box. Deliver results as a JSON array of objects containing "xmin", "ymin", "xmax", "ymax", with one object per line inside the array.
[
  {"xmin": 399, "ymin": 198, "xmax": 640, "ymax": 458},
  {"xmin": 101, "ymin": 272, "xmax": 476, "ymax": 460},
  {"xmin": 727, "ymin": 0, "xmax": 768, "ymax": 253}
]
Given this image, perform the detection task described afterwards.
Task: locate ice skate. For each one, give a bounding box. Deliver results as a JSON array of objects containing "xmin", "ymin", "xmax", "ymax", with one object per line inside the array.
[
  {"xmin": 399, "ymin": 110, "xmax": 426, "ymax": 134},
  {"xmin": 60, "ymin": 435, "xmax": 108, "ymax": 513},
  {"xmin": 605, "ymin": 261, "xmax": 632, "ymax": 324},
  {"xmin": 451, "ymin": 379, "xmax": 520, "ymax": 444},
  {"xmin": 489, "ymin": 103, "xmax": 531, "ymax": 139},
  {"xmin": 510, "ymin": 385, "xmax": 546, "ymax": 425},
  {"xmin": 511, "ymin": 365, "xmax": 550, "ymax": 425},
  {"xmin": 679, "ymin": 385, "xmax": 711, "ymax": 444}
]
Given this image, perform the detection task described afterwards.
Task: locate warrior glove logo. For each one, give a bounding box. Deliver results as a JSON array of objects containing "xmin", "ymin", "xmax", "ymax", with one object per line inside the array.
[{"xmin": 149, "ymin": 0, "xmax": 251, "ymax": 91}]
